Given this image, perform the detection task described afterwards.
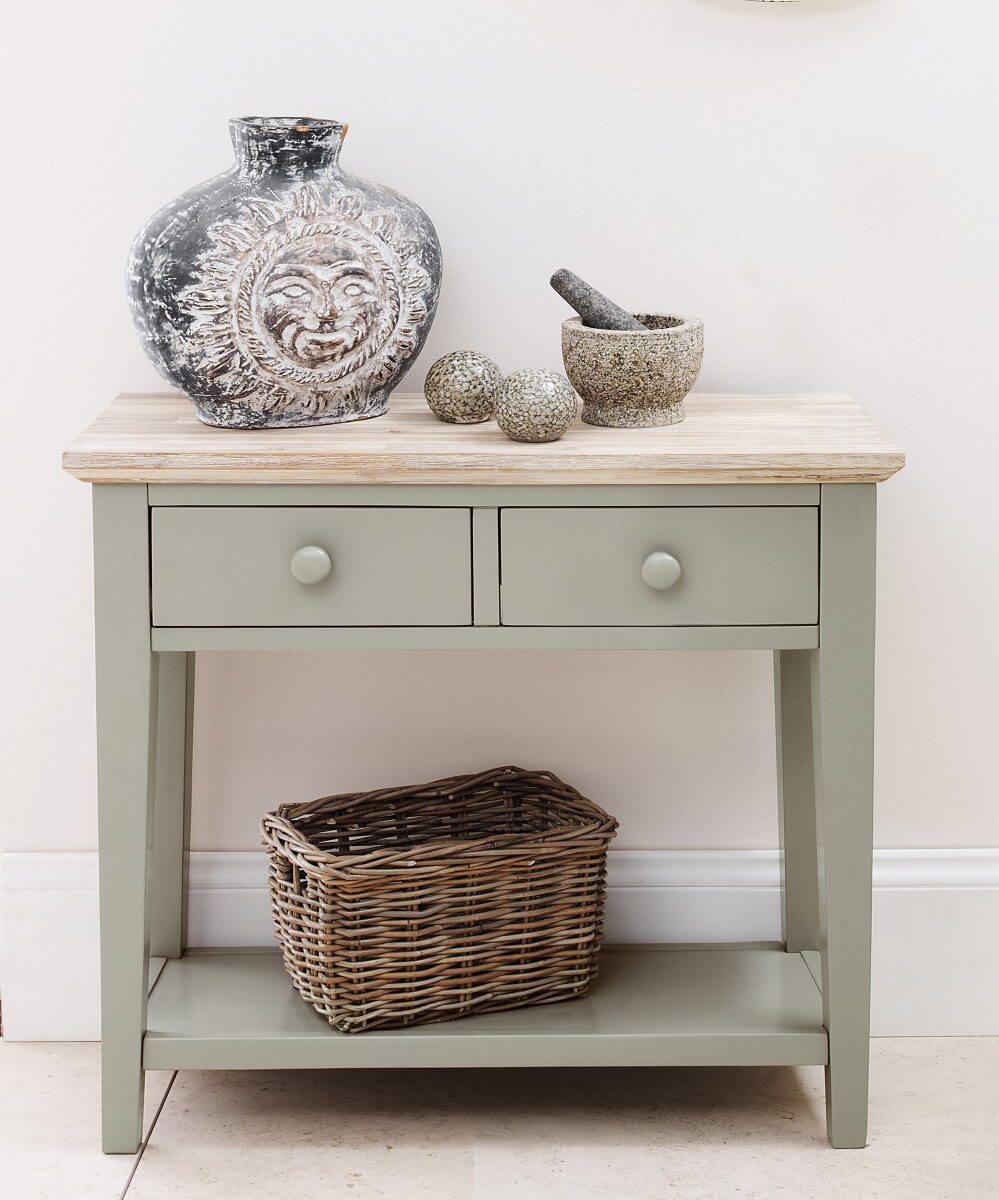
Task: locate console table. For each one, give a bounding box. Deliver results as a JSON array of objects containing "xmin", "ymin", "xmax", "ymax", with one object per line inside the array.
[{"xmin": 63, "ymin": 391, "xmax": 904, "ymax": 1154}]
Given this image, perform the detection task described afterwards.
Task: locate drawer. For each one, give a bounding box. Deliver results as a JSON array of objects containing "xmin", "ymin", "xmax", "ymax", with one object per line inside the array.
[
  {"xmin": 152, "ymin": 508, "xmax": 471, "ymax": 627},
  {"xmin": 500, "ymin": 507, "xmax": 817, "ymax": 626}
]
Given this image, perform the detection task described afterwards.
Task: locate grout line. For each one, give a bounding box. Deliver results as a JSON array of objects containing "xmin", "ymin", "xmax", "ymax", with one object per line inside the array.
[{"xmin": 118, "ymin": 1071, "xmax": 177, "ymax": 1199}]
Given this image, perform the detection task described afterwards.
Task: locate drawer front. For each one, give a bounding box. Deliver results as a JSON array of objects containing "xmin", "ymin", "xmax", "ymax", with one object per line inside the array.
[
  {"xmin": 500, "ymin": 507, "xmax": 817, "ymax": 626},
  {"xmin": 152, "ymin": 508, "xmax": 471, "ymax": 627}
]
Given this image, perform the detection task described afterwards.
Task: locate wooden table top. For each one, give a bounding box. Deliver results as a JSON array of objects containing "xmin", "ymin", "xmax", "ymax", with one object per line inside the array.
[{"xmin": 63, "ymin": 392, "xmax": 904, "ymax": 485}]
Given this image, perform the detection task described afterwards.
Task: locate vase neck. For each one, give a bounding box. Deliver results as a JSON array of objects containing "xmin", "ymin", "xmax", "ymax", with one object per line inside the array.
[{"xmin": 230, "ymin": 117, "xmax": 347, "ymax": 177}]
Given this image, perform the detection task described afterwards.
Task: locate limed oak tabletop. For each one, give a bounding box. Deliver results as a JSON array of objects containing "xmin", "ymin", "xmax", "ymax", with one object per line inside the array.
[{"xmin": 63, "ymin": 391, "xmax": 904, "ymax": 486}]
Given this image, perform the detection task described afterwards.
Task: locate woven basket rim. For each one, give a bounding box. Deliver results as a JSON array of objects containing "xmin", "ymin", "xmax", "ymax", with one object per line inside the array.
[{"xmin": 260, "ymin": 765, "xmax": 618, "ymax": 877}]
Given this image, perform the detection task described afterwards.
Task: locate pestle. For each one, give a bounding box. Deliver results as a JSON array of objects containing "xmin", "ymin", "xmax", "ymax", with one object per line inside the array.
[{"xmin": 550, "ymin": 269, "xmax": 647, "ymax": 332}]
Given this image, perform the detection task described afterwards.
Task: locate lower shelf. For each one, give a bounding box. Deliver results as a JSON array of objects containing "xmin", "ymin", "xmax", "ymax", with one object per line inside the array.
[{"xmin": 143, "ymin": 947, "xmax": 827, "ymax": 1070}]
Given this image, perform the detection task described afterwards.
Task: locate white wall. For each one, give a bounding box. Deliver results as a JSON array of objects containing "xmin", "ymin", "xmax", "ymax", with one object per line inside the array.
[{"xmin": 2, "ymin": 1, "xmax": 997, "ymax": 878}]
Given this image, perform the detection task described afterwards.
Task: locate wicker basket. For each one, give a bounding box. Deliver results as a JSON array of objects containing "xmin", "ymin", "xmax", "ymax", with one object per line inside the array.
[{"xmin": 260, "ymin": 766, "xmax": 618, "ymax": 1033}]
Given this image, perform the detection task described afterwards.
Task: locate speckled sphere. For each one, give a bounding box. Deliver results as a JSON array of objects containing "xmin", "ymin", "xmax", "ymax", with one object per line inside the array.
[
  {"xmin": 495, "ymin": 369, "xmax": 578, "ymax": 443},
  {"xmin": 424, "ymin": 351, "xmax": 503, "ymax": 423}
]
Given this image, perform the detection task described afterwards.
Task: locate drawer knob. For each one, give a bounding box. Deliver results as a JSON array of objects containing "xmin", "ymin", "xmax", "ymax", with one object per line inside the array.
[
  {"xmin": 642, "ymin": 551, "xmax": 682, "ymax": 591},
  {"xmin": 290, "ymin": 545, "xmax": 332, "ymax": 585}
]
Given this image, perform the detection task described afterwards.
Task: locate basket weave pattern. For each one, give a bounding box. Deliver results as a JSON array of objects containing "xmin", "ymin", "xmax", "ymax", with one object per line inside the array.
[{"xmin": 261, "ymin": 766, "xmax": 618, "ymax": 1033}]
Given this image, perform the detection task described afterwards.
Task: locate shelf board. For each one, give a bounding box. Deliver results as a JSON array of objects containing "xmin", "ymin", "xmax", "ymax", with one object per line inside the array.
[{"xmin": 144, "ymin": 947, "xmax": 827, "ymax": 1071}]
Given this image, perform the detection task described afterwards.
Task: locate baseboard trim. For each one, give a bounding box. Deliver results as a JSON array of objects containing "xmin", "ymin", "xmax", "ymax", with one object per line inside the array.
[{"xmin": 3, "ymin": 849, "xmax": 997, "ymax": 1040}]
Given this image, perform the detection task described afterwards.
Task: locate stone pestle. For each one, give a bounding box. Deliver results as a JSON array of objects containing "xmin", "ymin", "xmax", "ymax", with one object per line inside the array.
[{"xmin": 550, "ymin": 269, "xmax": 647, "ymax": 332}]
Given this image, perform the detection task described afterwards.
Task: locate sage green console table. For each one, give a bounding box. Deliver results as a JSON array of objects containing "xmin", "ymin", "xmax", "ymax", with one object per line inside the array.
[{"xmin": 64, "ymin": 391, "xmax": 904, "ymax": 1154}]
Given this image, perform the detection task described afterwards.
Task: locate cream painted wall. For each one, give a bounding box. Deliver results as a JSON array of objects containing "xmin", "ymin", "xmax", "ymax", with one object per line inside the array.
[{"xmin": 1, "ymin": 0, "xmax": 997, "ymax": 862}]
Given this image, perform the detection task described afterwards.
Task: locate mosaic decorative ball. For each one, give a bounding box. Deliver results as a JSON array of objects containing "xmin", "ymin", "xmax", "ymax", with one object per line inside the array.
[
  {"xmin": 495, "ymin": 369, "xmax": 578, "ymax": 443},
  {"xmin": 424, "ymin": 351, "xmax": 503, "ymax": 424}
]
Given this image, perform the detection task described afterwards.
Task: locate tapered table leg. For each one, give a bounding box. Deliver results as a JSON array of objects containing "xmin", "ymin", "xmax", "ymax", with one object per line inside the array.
[
  {"xmin": 775, "ymin": 649, "xmax": 821, "ymax": 953},
  {"xmin": 813, "ymin": 484, "xmax": 877, "ymax": 1148},
  {"xmin": 93, "ymin": 485, "xmax": 156, "ymax": 1154},
  {"xmin": 150, "ymin": 652, "xmax": 195, "ymax": 960}
]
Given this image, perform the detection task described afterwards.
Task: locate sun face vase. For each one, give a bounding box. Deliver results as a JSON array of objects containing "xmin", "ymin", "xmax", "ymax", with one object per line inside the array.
[{"xmin": 127, "ymin": 117, "xmax": 442, "ymax": 428}]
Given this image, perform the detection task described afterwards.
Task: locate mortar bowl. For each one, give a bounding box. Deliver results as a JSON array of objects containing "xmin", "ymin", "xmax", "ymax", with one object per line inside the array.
[{"xmin": 561, "ymin": 313, "xmax": 704, "ymax": 428}]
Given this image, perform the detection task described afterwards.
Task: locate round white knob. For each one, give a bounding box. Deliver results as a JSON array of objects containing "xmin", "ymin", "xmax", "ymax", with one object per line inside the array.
[
  {"xmin": 641, "ymin": 551, "xmax": 682, "ymax": 591},
  {"xmin": 290, "ymin": 545, "xmax": 332, "ymax": 585}
]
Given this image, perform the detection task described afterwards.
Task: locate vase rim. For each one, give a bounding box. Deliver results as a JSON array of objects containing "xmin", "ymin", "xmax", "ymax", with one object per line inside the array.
[
  {"xmin": 232, "ymin": 116, "xmax": 348, "ymax": 137},
  {"xmin": 229, "ymin": 117, "xmax": 348, "ymax": 173}
]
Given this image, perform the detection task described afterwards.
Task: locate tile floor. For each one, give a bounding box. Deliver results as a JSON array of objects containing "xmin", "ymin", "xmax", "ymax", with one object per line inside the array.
[{"xmin": 2, "ymin": 1038, "xmax": 996, "ymax": 1199}]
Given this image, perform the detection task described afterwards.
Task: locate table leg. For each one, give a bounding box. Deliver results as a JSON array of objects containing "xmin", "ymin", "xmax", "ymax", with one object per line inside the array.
[
  {"xmin": 813, "ymin": 484, "xmax": 877, "ymax": 1148},
  {"xmin": 150, "ymin": 652, "xmax": 195, "ymax": 959},
  {"xmin": 774, "ymin": 649, "xmax": 821, "ymax": 953},
  {"xmin": 93, "ymin": 485, "xmax": 156, "ymax": 1154}
]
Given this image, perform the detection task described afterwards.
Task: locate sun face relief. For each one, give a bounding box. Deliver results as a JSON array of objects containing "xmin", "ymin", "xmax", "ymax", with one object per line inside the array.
[
  {"xmin": 259, "ymin": 242, "xmax": 380, "ymax": 370},
  {"xmin": 176, "ymin": 183, "xmax": 436, "ymax": 422}
]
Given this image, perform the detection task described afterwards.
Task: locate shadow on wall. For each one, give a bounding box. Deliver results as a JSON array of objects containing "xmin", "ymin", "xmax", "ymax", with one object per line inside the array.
[{"xmin": 189, "ymin": 649, "xmax": 781, "ymax": 852}]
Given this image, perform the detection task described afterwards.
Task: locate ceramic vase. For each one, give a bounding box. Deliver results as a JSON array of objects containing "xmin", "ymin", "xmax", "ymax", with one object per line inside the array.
[{"xmin": 127, "ymin": 117, "xmax": 442, "ymax": 428}]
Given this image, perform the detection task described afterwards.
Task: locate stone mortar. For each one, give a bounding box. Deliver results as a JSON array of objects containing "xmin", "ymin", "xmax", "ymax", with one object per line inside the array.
[{"xmin": 561, "ymin": 313, "xmax": 704, "ymax": 428}]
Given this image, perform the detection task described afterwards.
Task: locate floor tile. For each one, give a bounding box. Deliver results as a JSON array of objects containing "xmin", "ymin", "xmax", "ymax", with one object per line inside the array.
[
  {"xmin": 125, "ymin": 1038, "xmax": 999, "ymax": 1200},
  {"xmin": 0, "ymin": 1041, "xmax": 171, "ymax": 1200},
  {"xmin": 126, "ymin": 1068, "xmax": 474, "ymax": 1200},
  {"xmin": 471, "ymin": 1041, "xmax": 999, "ymax": 1200}
]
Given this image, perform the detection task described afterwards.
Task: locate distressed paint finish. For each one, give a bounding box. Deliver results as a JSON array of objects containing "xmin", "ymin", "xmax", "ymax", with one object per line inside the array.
[{"xmin": 127, "ymin": 117, "xmax": 442, "ymax": 429}]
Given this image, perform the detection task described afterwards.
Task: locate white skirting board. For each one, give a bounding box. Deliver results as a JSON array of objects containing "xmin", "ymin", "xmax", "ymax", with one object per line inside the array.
[{"xmin": 2, "ymin": 849, "xmax": 997, "ymax": 1040}]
